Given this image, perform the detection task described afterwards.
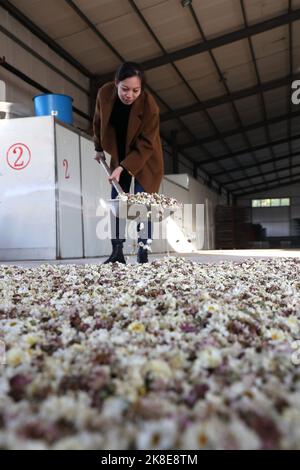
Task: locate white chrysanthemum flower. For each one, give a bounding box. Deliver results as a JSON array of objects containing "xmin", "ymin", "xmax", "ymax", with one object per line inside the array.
[
  {"xmin": 101, "ymin": 397, "xmax": 128, "ymax": 420},
  {"xmin": 285, "ymin": 317, "xmax": 300, "ymax": 334},
  {"xmin": 23, "ymin": 334, "xmax": 40, "ymax": 348},
  {"xmin": 128, "ymin": 321, "xmax": 145, "ymax": 333},
  {"xmin": 136, "ymin": 419, "xmax": 177, "ymax": 450},
  {"xmin": 6, "ymin": 347, "xmax": 26, "ymax": 367},
  {"xmin": 40, "ymin": 393, "xmax": 92, "ymax": 426},
  {"xmin": 1, "ymin": 257, "xmax": 300, "ymax": 448},
  {"xmin": 193, "ymin": 347, "xmax": 223, "ymax": 371},
  {"xmin": 267, "ymin": 328, "xmax": 286, "ymax": 342},
  {"xmin": 142, "ymin": 359, "xmax": 173, "ymax": 380}
]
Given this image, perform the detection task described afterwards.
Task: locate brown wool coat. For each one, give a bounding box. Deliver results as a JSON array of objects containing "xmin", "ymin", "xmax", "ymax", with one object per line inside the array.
[{"xmin": 93, "ymin": 82, "xmax": 164, "ymax": 194}]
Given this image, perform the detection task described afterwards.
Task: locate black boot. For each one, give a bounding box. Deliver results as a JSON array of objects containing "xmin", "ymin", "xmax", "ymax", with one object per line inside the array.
[
  {"xmin": 103, "ymin": 244, "xmax": 126, "ymax": 264},
  {"xmin": 137, "ymin": 245, "xmax": 148, "ymax": 264}
]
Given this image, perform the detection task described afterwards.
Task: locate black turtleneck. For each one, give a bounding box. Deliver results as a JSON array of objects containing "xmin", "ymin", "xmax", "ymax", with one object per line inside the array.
[{"xmin": 110, "ymin": 96, "xmax": 132, "ymax": 163}]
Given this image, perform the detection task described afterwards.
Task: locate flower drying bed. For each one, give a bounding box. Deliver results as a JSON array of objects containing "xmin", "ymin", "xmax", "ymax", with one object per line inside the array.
[{"xmin": 0, "ymin": 257, "xmax": 300, "ymax": 450}]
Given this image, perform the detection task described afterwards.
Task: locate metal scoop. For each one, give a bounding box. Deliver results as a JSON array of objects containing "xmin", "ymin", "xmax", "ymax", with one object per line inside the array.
[{"xmin": 96, "ymin": 153, "xmax": 181, "ymax": 220}]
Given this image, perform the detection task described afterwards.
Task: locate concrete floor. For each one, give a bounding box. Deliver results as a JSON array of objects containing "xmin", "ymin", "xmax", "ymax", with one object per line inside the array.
[{"xmin": 1, "ymin": 249, "xmax": 300, "ymax": 267}]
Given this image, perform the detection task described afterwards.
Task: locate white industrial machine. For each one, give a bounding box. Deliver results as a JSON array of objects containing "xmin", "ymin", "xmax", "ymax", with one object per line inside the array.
[
  {"xmin": 0, "ymin": 116, "xmax": 207, "ymax": 260},
  {"xmin": 0, "ymin": 116, "xmax": 107, "ymax": 260}
]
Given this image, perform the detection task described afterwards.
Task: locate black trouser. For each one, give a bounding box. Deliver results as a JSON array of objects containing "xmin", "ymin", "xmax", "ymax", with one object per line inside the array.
[{"xmin": 111, "ymin": 170, "xmax": 152, "ymax": 247}]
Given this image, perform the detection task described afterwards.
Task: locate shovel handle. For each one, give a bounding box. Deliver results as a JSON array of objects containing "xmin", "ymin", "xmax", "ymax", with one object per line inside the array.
[{"xmin": 96, "ymin": 153, "xmax": 124, "ymax": 196}]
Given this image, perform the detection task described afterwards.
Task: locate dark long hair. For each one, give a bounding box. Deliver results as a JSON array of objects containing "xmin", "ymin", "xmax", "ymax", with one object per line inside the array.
[{"xmin": 115, "ymin": 62, "xmax": 146, "ymax": 89}]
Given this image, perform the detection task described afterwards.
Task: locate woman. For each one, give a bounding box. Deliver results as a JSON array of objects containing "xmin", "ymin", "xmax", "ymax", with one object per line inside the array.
[{"xmin": 93, "ymin": 62, "xmax": 164, "ymax": 264}]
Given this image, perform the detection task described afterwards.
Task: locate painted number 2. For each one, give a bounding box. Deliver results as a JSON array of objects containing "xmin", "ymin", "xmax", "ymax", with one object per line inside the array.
[
  {"xmin": 63, "ymin": 159, "xmax": 70, "ymax": 179},
  {"xmin": 13, "ymin": 146, "xmax": 24, "ymax": 168},
  {"xmin": 6, "ymin": 143, "xmax": 31, "ymax": 171}
]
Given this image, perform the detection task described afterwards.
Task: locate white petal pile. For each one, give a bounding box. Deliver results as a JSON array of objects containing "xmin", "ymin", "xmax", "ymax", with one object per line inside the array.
[
  {"xmin": 0, "ymin": 257, "xmax": 300, "ymax": 450},
  {"xmin": 117, "ymin": 192, "xmax": 181, "ymax": 209}
]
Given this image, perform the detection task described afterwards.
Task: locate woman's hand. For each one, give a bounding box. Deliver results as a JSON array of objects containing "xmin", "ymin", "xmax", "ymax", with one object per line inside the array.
[{"xmin": 109, "ymin": 166, "xmax": 123, "ymax": 184}]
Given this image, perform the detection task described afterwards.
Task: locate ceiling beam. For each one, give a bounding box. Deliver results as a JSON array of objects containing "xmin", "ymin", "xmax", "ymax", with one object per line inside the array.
[
  {"xmin": 0, "ymin": 0, "xmax": 91, "ymax": 77},
  {"xmin": 187, "ymin": 1, "xmax": 264, "ymax": 186},
  {"xmin": 194, "ymin": 132, "xmax": 300, "ymax": 166},
  {"xmin": 161, "ymin": 73, "xmax": 300, "ymax": 122},
  {"xmin": 223, "ymin": 160, "xmax": 300, "ymax": 186},
  {"xmin": 235, "ymin": 177, "xmax": 300, "ymax": 197},
  {"xmin": 180, "ymin": 109, "xmax": 300, "ymax": 149},
  {"xmin": 240, "ymin": 0, "xmax": 279, "ymax": 180},
  {"xmin": 95, "ymin": 8, "xmax": 300, "ymax": 84},
  {"xmin": 64, "ymin": 0, "xmax": 123, "ymax": 62},
  {"xmin": 0, "ymin": 24, "xmax": 89, "ymax": 95},
  {"xmin": 212, "ymin": 149, "xmax": 300, "ymax": 177},
  {"xmin": 233, "ymin": 170, "xmax": 300, "ymax": 193}
]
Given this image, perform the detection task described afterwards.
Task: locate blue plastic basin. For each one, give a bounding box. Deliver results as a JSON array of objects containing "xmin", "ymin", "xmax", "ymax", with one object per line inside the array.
[{"xmin": 33, "ymin": 94, "xmax": 73, "ymax": 125}]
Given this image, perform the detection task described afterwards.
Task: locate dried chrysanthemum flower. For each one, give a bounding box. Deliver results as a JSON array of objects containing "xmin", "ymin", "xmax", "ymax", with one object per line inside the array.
[
  {"xmin": 117, "ymin": 192, "xmax": 182, "ymax": 209},
  {"xmin": 0, "ymin": 257, "xmax": 300, "ymax": 449}
]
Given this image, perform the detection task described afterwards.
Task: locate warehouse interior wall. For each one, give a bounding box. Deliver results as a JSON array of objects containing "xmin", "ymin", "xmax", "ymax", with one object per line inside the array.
[
  {"xmin": 0, "ymin": 6, "xmax": 90, "ymax": 130},
  {"xmin": 236, "ymin": 182, "xmax": 300, "ymax": 246}
]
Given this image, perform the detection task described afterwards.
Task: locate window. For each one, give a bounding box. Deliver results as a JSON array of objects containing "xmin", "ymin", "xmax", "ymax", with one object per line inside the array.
[
  {"xmin": 281, "ymin": 198, "xmax": 290, "ymax": 206},
  {"xmin": 270, "ymin": 198, "xmax": 280, "ymax": 207},
  {"xmin": 261, "ymin": 199, "xmax": 271, "ymax": 207},
  {"xmin": 252, "ymin": 200, "xmax": 261, "ymax": 207},
  {"xmin": 252, "ymin": 198, "xmax": 290, "ymax": 208}
]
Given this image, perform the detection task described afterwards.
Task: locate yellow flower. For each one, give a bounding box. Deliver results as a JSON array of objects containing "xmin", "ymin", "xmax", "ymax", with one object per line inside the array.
[
  {"xmin": 128, "ymin": 322, "xmax": 145, "ymax": 333},
  {"xmin": 7, "ymin": 347, "xmax": 24, "ymax": 367},
  {"xmin": 24, "ymin": 334, "xmax": 39, "ymax": 347},
  {"xmin": 143, "ymin": 359, "xmax": 173, "ymax": 380},
  {"xmin": 269, "ymin": 329, "xmax": 285, "ymax": 341}
]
